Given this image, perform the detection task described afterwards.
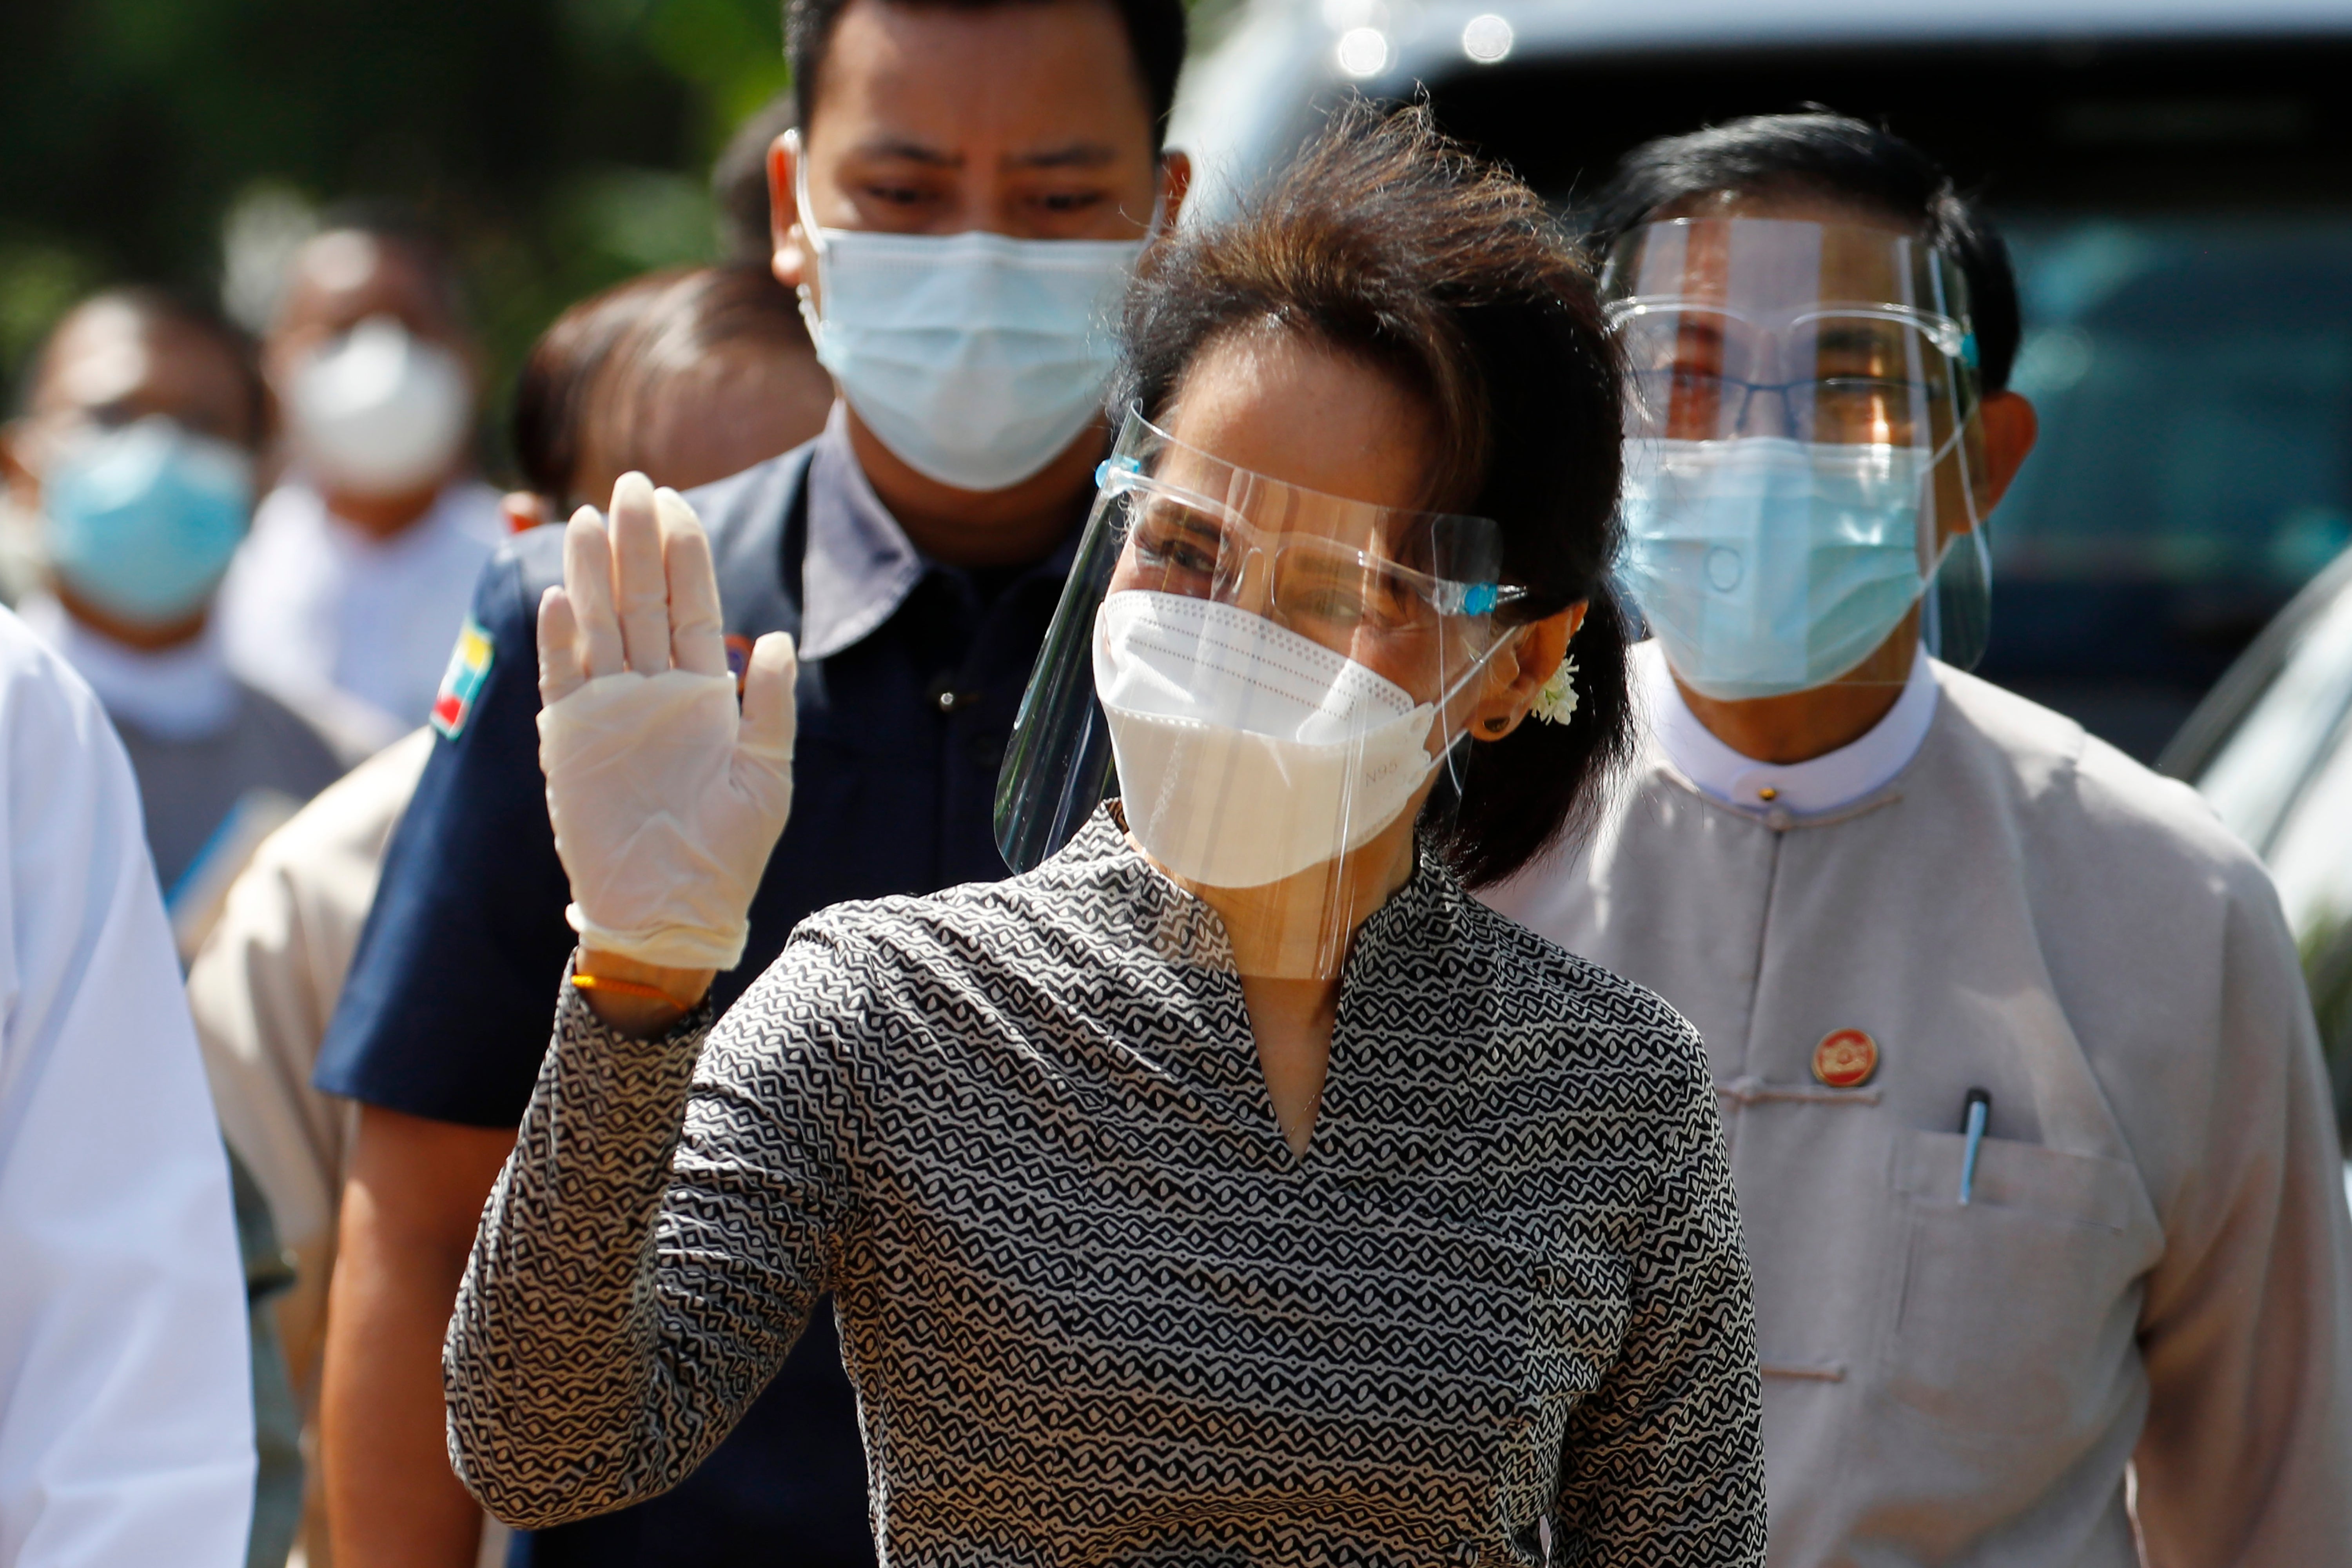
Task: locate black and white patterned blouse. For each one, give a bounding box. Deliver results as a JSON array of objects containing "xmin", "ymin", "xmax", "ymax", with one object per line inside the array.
[{"xmin": 446, "ymin": 808, "xmax": 1765, "ymax": 1565}]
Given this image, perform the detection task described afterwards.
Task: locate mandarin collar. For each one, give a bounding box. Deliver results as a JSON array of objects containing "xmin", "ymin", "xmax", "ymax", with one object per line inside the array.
[
  {"xmin": 797, "ymin": 405, "xmax": 928, "ymax": 662},
  {"xmin": 797, "ymin": 405, "xmax": 1091, "ymax": 660},
  {"xmin": 1642, "ymin": 638, "xmax": 1939, "ymax": 817}
]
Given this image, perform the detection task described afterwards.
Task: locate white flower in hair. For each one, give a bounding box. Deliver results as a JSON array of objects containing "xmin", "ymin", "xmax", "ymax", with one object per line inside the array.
[{"xmin": 1530, "ymin": 655, "xmax": 1579, "ymax": 726}]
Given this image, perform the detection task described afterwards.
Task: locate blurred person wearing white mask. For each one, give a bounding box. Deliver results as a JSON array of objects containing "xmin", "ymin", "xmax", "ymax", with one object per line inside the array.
[
  {"xmin": 216, "ymin": 211, "xmax": 503, "ymax": 748},
  {"xmin": 310, "ymin": 1, "xmax": 1188, "ymax": 1559},
  {"xmin": 0, "ymin": 290, "xmax": 345, "ymax": 949}
]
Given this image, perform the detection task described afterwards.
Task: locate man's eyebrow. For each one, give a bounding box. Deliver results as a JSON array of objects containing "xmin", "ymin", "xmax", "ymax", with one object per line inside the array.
[
  {"xmin": 1007, "ymin": 142, "xmax": 1119, "ymax": 171},
  {"xmin": 1813, "ymin": 322, "xmax": 1907, "ymax": 359},
  {"xmin": 1661, "ymin": 316, "xmax": 1730, "ymax": 360},
  {"xmin": 848, "ymin": 137, "xmax": 961, "ymax": 168}
]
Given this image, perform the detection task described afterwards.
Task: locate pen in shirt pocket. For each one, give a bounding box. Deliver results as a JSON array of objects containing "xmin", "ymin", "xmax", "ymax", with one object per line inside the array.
[{"xmin": 1958, "ymin": 1088, "xmax": 1992, "ymax": 1205}]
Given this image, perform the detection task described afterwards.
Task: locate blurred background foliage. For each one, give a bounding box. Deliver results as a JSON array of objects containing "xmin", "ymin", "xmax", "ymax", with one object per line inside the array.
[{"xmin": 0, "ymin": 0, "xmax": 796, "ymax": 474}]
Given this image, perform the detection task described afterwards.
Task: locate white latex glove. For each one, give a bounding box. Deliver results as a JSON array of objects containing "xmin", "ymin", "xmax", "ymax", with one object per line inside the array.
[{"xmin": 535, "ymin": 472, "xmax": 797, "ymax": 970}]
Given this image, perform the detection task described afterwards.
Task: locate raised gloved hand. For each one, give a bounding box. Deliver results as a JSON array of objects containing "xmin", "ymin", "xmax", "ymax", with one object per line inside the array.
[{"xmin": 535, "ymin": 472, "xmax": 797, "ymax": 973}]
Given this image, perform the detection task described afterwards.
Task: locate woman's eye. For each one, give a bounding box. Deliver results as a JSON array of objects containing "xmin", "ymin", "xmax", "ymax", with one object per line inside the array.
[
  {"xmin": 862, "ymin": 184, "xmax": 931, "ymax": 208},
  {"xmin": 1036, "ymin": 191, "xmax": 1104, "ymax": 214},
  {"xmin": 1135, "ymin": 526, "xmax": 1218, "ymax": 577},
  {"xmin": 1285, "ymin": 583, "xmax": 1367, "ymax": 621}
]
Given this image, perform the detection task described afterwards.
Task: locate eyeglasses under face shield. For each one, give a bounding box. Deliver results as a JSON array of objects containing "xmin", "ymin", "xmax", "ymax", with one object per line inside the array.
[
  {"xmin": 1604, "ymin": 218, "xmax": 1998, "ymax": 697},
  {"xmin": 1095, "ymin": 445, "xmax": 1524, "ymax": 652},
  {"xmin": 995, "ymin": 408, "xmax": 1529, "ymax": 927}
]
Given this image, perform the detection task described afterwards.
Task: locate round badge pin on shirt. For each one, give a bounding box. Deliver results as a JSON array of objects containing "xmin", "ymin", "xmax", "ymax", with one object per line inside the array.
[{"xmin": 1812, "ymin": 1028, "xmax": 1879, "ymax": 1089}]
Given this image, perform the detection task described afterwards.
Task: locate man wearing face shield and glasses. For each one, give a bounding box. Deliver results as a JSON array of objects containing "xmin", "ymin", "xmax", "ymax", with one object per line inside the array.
[
  {"xmin": 308, "ymin": 2, "xmax": 1192, "ymax": 1564},
  {"xmin": 1487, "ymin": 113, "xmax": 2352, "ymax": 1564},
  {"xmin": 441, "ymin": 107, "xmax": 1765, "ymax": 1564}
]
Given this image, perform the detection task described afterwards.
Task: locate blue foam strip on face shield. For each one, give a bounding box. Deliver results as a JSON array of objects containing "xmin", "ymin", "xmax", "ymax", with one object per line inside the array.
[{"xmin": 1429, "ymin": 582, "xmax": 1503, "ymax": 616}]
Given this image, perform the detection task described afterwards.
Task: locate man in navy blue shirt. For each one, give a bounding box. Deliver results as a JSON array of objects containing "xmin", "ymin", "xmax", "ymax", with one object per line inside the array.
[{"xmin": 311, "ymin": 1, "xmax": 1191, "ymax": 1560}]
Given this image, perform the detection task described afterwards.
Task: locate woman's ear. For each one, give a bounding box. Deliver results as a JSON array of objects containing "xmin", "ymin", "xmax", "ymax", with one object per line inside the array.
[{"xmin": 1468, "ymin": 601, "xmax": 1587, "ymax": 741}]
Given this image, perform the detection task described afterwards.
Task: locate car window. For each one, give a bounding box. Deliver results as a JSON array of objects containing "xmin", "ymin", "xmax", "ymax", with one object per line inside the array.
[{"xmin": 1998, "ymin": 219, "xmax": 2352, "ymax": 597}]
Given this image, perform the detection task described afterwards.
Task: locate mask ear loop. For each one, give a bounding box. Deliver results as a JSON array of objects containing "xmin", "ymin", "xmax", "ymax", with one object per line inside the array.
[
  {"xmin": 1432, "ymin": 619, "xmax": 1528, "ymax": 802},
  {"xmin": 784, "ymin": 129, "xmax": 822, "ymax": 254},
  {"xmin": 784, "ymin": 129, "xmax": 831, "ymax": 332}
]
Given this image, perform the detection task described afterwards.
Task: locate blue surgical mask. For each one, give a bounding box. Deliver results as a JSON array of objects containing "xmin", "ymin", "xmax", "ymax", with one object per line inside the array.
[
  {"xmin": 800, "ymin": 227, "xmax": 1142, "ymax": 492},
  {"xmin": 45, "ymin": 416, "xmax": 253, "ymax": 625},
  {"xmin": 1619, "ymin": 437, "xmax": 1930, "ymax": 701},
  {"xmin": 791, "ymin": 142, "xmax": 1147, "ymax": 492}
]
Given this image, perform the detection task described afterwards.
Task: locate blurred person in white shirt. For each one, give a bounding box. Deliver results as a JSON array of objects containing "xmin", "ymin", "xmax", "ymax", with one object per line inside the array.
[
  {"xmin": 0, "ymin": 603, "xmax": 253, "ymax": 1567},
  {"xmin": 217, "ymin": 209, "xmax": 503, "ymax": 749}
]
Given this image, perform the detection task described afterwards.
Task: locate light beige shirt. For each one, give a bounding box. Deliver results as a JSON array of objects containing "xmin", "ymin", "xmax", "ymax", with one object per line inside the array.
[
  {"xmin": 187, "ymin": 728, "xmax": 431, "ymax": 1374},
  {"xmin": 1485, "ymin": 655, "xmax": 2352, "ymax": 1567}
]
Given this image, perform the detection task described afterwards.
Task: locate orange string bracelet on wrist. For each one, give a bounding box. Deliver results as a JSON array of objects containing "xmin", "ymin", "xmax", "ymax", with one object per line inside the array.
[{"xmin": 571, "ymin": 972, "xmax": 695, "ymax": 1011}]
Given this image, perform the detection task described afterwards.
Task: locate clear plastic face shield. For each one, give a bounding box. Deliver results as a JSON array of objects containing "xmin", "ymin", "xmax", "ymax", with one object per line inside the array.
[
  {"xmin": 996, "ymin": 408, "xmax": 1527, "ymax": 977},
  {"xmin": 1606, "ymin": 218, "xmax": 1995, "ymax": 699}
]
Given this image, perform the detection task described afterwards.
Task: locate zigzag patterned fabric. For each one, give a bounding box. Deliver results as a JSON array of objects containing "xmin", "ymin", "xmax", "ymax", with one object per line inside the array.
[{"xmin": 446, "ymin": 807, "xmax": 1765, "ymax": 1565}]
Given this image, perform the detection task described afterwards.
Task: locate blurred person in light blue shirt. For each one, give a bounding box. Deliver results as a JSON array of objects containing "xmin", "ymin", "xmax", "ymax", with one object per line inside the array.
[{"xmin": 0, "ymin": 289, "xmax": 346, "ymax": 944}]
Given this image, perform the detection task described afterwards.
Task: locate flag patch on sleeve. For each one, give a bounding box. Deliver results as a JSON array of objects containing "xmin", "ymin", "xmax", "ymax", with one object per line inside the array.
[{"xmin": 431, "ymin": 617, "xmax": 494, "ymax": 739}]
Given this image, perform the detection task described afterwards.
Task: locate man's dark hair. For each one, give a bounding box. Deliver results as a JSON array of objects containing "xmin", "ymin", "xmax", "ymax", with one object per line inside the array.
[
  {"xmin": 1117, "ymin": 100, "xmax": 1634, "ymax": 887},
  {"xmin": 785, "ymin": 0, "xmax": 1185, "ymax": 146},
  {"xmin": 713, "ymin": 91, "xmax": 799, "ymax": 264},
  {"xmin": 1581, "ymin": 110, "xmax": 2022, "ymax": 393},
  {"xmin": 512, "ymin": 263, "xmax": 812, "ymax": 506},
  {"xmin": 307, "ymin": 198, "xmax": 469, "ymax": 328}
]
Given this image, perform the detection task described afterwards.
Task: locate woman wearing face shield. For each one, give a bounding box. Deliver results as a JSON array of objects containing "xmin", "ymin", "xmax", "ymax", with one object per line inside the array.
[{"xmin": 445, "ymin": 104, "xmax": 1766, "ymax": 1565}]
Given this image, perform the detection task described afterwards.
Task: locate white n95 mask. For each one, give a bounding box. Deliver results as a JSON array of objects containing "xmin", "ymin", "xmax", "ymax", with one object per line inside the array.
[
  {"xmin": 45, "ymin": 416, "xmax": 253, "ymax": 624},
  {"xmin": 287, "ymin": 315, "xmax": 473, "ymax": 498},
  {"xmin": 1092, "ymin": 591, "xmax": 1443, "ymax": 889},
  {"xmin": 1618, "ymin": 437, "xmax": 1933, "ymax": 701}
]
